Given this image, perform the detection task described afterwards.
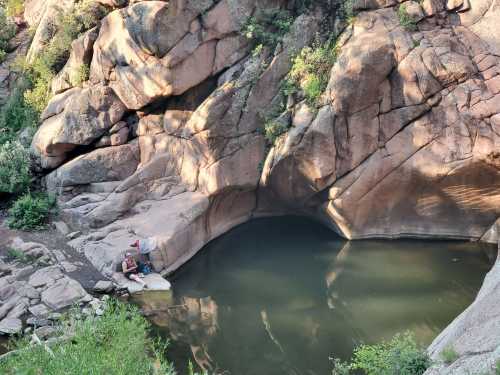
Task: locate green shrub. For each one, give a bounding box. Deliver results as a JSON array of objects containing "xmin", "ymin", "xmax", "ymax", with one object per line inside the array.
[
  {"xmin": 0, "ymin": 81, "xmax": 38, "ymax": 144},
  {"xmin": 440, "ymin": 345, "xmax": 459, "ymax": 364},
  {"xmin": 70, "ymin": 63, "xmax": 90, "ymax": 86},
  {"xmin": 264, "ymin": 119, "xmax": 289, "ymax": 144},
  {"xmin": 339, "ymin": 0, "xmax": 355, "ymax": 23},
  {"xmin": 0, "ymin": 140, "xmax": 31, "ymax": 194},
  {"xmin": 352, "ymin": 332, "xmax": 430, "ymax": 375},
  {"xmin": 331, "ymin": 332, "xmax": 431, "ymax": 375},
  {"xmin": 397, "ymin": 4, "xmax": 417, "ymax": 31},
  {"xmin": 7, "ymin": 192, "xmax": 56, "ymax": 230},
  {"xmin": 331, "ymin": 358, "xmax": 351, "ymax": 375},
  {"xmin": 5, "ymin": 0, "xmax": 24, "ymax": 17},
  {"xmin": 0, "ymin": 8, "xmax": 15, "ymax": 61},
  {"xmin": 286, "ymin": 36, "xmax": 338, "ymax": 107},
  {"xmin": 0, "ymin": 300, "xmax": 176, "ymax": 375},
  {"xmin": 242, "ymin": 8, "xmax": 293, "ymax": 51}
]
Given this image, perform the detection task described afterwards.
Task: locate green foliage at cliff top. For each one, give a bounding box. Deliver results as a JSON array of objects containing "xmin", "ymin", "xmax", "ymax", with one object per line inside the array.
[{"xmin": 0, "ymin": 300, "xmax": 176, "ymax": 375}]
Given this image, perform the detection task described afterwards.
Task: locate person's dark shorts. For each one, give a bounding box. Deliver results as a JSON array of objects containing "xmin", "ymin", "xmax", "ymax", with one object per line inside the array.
[{"xmin": 125, "ymin": 271, "xmax": 138, "ymax": 279}]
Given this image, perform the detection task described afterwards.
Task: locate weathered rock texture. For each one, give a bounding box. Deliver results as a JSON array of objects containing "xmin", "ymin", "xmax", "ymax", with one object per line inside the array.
[
  {"xmin": 28, "ymin": 0, "xmax": 500, "ymax": 279},
  {"xmin": 424, "ymin": 237, "xmax": 500, "ymax": 375}
]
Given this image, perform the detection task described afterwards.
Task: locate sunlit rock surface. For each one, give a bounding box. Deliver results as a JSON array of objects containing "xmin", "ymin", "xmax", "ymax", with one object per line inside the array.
[{"xmin": 25, "ymin": 0, "xmax": 500, "ymax": 280}]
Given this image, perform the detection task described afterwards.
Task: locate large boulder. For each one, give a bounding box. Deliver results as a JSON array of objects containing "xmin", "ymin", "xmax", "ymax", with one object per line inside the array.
[
  {"xmin": 89, "ymin": 0, "xmax": 275, "ymax": 109},
  {"xmin": 41, "ymin": 276, "xmax": 89, "ymax": 310},
  {"xmin": 424, "ymin": 243, "xmax": 500, "ymax": 375},
  {"xmin": 45, "ymin": 141, "xmax": 140, "ymax": 191},
  {"xmin": 32, "ymin": 85, "xmax": 126, "ymax": 169},
  {"xmin": 51, "ymin": 27, "xmax": 99, "ymax": 95}
]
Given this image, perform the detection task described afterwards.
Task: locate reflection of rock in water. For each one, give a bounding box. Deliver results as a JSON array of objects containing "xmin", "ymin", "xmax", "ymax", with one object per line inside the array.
[
  {"xmin": 135, "ymin": 291, "xmax": 219, "ymax": 373},
  {"xmin": 325, "ymin": 242, "xmax": 351, "ymax": 310}
]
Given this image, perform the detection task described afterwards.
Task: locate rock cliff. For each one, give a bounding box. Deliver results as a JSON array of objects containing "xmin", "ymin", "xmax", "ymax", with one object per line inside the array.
[{"xmin": 25, "ymin": 0, "xmax": 500, "ymax": 277}]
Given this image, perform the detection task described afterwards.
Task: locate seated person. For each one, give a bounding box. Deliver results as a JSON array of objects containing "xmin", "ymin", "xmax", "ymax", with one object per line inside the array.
[{"xmin": 122, "ymin": 252, "xmax": 147, "ymax": 288}]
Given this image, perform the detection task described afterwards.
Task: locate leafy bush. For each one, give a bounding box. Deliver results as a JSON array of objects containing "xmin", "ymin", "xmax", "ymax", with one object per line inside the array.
[
  {"xmin": 397, "ymin": 4, "xmax": 417, "ymax": 31},
  {"xmin": 286, "ymin": 36, "xmax": 338, "ymax": 107},
  {"xmin": 242, "ymin": 8, "xmax": 293, "ymax": 51},
  {"xmin": 0, "ymin": 81, "xmax": 38, "ymax": 144},
  {"xmin": 7, "ymin": 192, "xmax": 56, "ymax": 230},
  {"xmin": 339, "ymin": 0, "xmax": 355, "ymax": 23},
  {"xmin": 0, "ymin": 300, "xmax": 176, "ymax": 375},
  {"xmin": 331, "ymin": 358, "xmax": 351, "ymax": 375},
  {"xmin": 0, "ymin": 8, "xmax": 15, "ymax": 62},
  {"xmin": 70, "ymin": 63, "xmax": 90, "ymax": 86},
  {"xmin": 0, "ymin": 140, "xmax": 31, "ymax": 194},
  {"xmin": 264, "ymin": 119, "xmax": 289, "ymax": 144},
  {"xmin": 439, "ymin": 345, "xmax": 459, "ymax": 364},
  {"xmin": 331, "ymin": 332, "xmax": 431, "ymax": 375},
  {"xmin": 5, "ymin": 0, "xmax": 24, "ymax": 17}
]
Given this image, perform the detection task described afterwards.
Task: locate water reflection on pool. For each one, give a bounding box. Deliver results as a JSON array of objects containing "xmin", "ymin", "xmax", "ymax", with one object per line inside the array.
[{"xmin": 133, "ymin": 216, "xmax": 494, "ymax": 375}]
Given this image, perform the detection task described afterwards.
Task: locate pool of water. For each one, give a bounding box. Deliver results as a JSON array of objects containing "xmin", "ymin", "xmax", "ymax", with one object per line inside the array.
[{"xmin": 133, "ymin": 216, "xmax": 494, "ymax": 375}]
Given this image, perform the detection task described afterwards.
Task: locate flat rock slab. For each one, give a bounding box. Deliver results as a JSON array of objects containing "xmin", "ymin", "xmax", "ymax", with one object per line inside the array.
[
  {"xmin": 114, "ymin": 272, "xmax": 171, "ymax": 294},
  {"xmin": 29, "ymin": 266, "xmax": 64, "ymax": 288},
  {"xmin": 28, "ymin": 304, "xmax": 50, "ymax": 318},
  {"xmin": 0, "ymin": 318, "xmax": 22, "ymax": 335}
]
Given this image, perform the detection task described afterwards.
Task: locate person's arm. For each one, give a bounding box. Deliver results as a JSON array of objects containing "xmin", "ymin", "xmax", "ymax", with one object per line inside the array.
[
  {"xmin": 128, "ymin": 260, "xmax": 138, "ymax": 271},
  {"xmin": 122, "ymin": 261, "xmax": 129, "ymax": 273}
]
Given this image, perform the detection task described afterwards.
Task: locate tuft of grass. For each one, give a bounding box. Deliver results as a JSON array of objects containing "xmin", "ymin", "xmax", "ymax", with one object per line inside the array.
[
  {"xmin": 187, "ymin": 360, "xmax": 209, "ymax": 375},
  {"xmin": 440, "ymin": 345, "xmax": 459, "ymax": 365},
  {"xmin": 7, "ymin": 192, "xmax": 57, "ymax": 230},
  {"xmin": 6, "ymin": 248, "xmax": 28, "ymax": 263},
  {"xmin": 0, "ymin": 300, "xmax": 176, "ymax": 375},
  {"xmin": 397, "ymin": 4, "xmax": 418, "ymax": 32}
]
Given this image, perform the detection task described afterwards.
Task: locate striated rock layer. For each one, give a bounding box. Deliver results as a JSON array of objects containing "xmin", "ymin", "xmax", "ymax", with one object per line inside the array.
[{"xmin": 28, "ymin": 0, "xmax": 500, "ymax": 277}]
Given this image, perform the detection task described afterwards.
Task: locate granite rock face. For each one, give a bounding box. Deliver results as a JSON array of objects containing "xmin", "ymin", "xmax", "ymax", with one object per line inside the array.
[
  {"xmin": 26, "ymin": 0, "xmax": 499, "ymax": 279},
  {"xmin": 423, "ymin": 239, "xmax": 500, "ymax": 375}
]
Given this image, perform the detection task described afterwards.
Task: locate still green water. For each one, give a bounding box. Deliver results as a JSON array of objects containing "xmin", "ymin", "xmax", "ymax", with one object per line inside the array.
[{"xmin": 134, "ymin": 216, "xmax": 494, "ymax": 375}]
